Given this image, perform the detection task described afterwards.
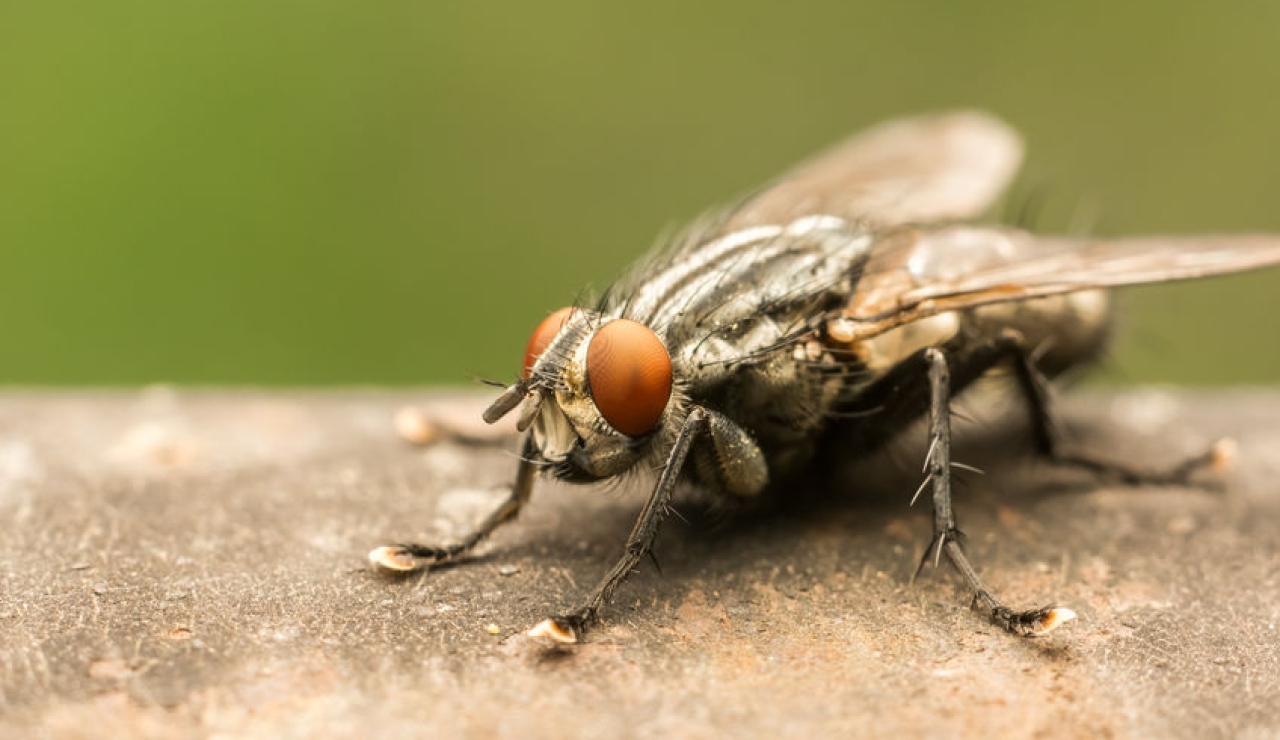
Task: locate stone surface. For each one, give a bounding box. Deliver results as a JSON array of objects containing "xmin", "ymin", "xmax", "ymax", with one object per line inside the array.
[{"xmin": 1, "ymin": 388, "xmax": 1279, "ymax": 739}]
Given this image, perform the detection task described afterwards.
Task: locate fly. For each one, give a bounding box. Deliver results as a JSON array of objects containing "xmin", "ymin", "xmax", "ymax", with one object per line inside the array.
[{"xmin": 372, "ymin": 111, "xmax": 1280, "ymax": 643}]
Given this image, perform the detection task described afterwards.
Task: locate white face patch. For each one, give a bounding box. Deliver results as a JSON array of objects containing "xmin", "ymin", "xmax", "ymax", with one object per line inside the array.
[{"xmin": 531, "ymin": 399, "xmax": 578, "ymax": 462}]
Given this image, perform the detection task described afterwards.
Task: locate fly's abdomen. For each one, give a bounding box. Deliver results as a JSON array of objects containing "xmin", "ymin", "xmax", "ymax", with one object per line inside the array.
[
  {"xmin": 830, "ymin": 225, "xmax": 1115, "ymax": 378},
  {"xmin": 967, "ymin": 290, "xmax": 1112, "ymax": 376}
]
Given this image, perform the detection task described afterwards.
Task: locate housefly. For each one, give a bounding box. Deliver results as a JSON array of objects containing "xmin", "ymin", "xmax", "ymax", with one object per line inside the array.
[{"xmin": 372, "ymin": 111, "xmax": 1280, "ymax": 643}]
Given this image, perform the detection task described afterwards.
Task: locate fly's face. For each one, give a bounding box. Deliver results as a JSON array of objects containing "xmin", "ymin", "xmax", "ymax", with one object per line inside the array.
[{"xmin": 485, "ymin": 307, "xmax": 677, "ymax": 481}]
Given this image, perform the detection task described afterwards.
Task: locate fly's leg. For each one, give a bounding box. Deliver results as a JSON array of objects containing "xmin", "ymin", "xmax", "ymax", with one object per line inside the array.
[
  {"xmin": 1003, "ymin": 333, "xmax": 1232, "ymax": 484},
  {"xmin": 528, "ymin": 407, "xmax": 715, "ymax": 644},
  {"xmin": 920, "ymin": 347, "xmax": 1075, "ymax": 636},
  {"xmin": 369, "ymin": 435, "xmax": 539, "ymax": 573},
  {"xmin": 393, "ymin": 404, "xmax": 514, "ymax": 447}
]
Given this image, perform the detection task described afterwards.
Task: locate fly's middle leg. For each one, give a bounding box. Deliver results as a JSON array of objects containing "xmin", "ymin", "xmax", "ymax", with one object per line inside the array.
[{"xmin": 920, "ymin": 347, "xmax": 1075, "ymax": 636}]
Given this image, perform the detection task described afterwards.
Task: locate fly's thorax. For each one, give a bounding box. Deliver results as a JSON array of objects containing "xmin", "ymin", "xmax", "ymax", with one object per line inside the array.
[{"xmin": 520, "ymin": 309, "xmax": 680, "ymax": 481}]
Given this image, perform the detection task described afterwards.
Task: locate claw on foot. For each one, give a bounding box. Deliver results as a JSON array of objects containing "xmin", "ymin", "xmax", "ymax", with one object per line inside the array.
[
  {"xmin": 1208, "ymin": 437, "xmax": 1238, "ymax": 474},
  {"xmin": 393, "ymin": 404, "xmax": 518, "ymax": 446},
  {"xmin": 394, "ymin": 407, "xmax": 444, "ymax": 445},
  {"xmin": 368, "ymin": 545, "xmax": 424, "ymax": 573},
  {"xmin": 1032, "ymin": 607, "xmax": 1077, "ymax": 635},
  {"xmin": 527, "ymin": 618, "xmax": 578, "ymax": 644},
  {"xmin": 1003, "ymin": 606, "xmax": 1077, "ymax": 637}
]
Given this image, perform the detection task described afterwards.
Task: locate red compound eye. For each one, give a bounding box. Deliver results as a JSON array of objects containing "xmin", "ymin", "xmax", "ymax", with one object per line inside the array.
[
  {"xmin": 585, "ymin": 319, "xmax": 672, "ymax": 436},
  {"xmin": 523, "ymin": 307, "xmax": 576, "ymax": 378}
]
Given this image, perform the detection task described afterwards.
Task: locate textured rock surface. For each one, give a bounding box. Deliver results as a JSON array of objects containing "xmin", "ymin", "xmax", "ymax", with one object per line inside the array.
[{"xmin": 1, "ymin": 388, "xmax": 1279, "ymax": 738}]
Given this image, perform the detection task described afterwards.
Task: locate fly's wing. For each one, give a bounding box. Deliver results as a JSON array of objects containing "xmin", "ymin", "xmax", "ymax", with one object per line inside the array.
[
  {"xmin": 834, "ymin": 227, "xmax": 1280, "ymax": 341},
  {"xmin": 720, "ymin": 111, "xmax": 1024, "ymax": 232}
]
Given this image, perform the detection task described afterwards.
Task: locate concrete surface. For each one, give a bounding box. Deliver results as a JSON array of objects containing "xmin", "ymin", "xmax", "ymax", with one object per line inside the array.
[{"xmin": 1, "ymin": 388, "xmax": 1279, "ymax": 739}]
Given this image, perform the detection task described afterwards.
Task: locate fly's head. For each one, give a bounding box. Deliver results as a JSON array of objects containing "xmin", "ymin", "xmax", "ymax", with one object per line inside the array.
[{"xmin": 483, "ymin": 307, "xmax": 676, "ymax": 482}]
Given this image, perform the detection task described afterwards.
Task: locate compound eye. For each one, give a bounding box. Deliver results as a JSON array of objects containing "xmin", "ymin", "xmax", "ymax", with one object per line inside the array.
[
  {"xmin": 523, "ymin": 307, "xmax": 577, "ymax": 378},
  {"xmin": 585, "ymin": 319, "xmax": 672, "ymax": 436}
]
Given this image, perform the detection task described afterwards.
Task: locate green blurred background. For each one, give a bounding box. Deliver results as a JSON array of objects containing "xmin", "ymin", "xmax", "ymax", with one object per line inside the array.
[{"xmin": 2, "ymin": 2, "xmax": 1279, "ymax": 386}]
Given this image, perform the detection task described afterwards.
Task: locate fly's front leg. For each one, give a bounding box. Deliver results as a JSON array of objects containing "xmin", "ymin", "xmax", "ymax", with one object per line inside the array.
[
  {"xmin": 369, "ymin": 435, "xmax": 539, "ymax": 573},
  {"xmin": 919, "ymin": 348, "xmax": 1075, "ymax": 637},
  {"xmin": 393, "ymin": 404, "xmax": 515, "ymax": 447},
  {"xmin": 528, "ymin": 407, "xmax": 724, "ymax": 644}
]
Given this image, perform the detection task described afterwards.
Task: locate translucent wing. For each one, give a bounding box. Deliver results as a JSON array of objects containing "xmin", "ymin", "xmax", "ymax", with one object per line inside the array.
[
  {"xmin": 834, "ymin": 226, "xmax": 1280, "ymax": 341},
  {"xmin": 721, "ymin": 111, "xmax": 1023, "ymax": 232}
]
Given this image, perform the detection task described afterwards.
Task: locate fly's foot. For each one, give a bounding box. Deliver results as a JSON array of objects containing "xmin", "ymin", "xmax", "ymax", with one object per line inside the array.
[
  {"xmin": 923, "ymin": 526, "xmax": 1078, "ymax": 638},
  {"xmin": 986, "ymin": 602, "xmax": 1077, "ymax": 637},
  {"xmin": 393, "ymin": 407, "xmax": 447, "ymax": 445},
  {"xmin": 1050, "ymin": 437, "xmax": 1237, "ymax": 486},
  {"xmin": 393, "ymin": 405, "xmax": 514, "ymax": 447},
  {"xmin": 1178, "ymin": 437, "xmax": 1237, "ymax": 477},
  {"xmin": 527, "ymin": 608, "xmax": 597, "ymax": 645},
  {"xmin": 368, "ymin": 543, "xmax": 465, "ymax": 574}
]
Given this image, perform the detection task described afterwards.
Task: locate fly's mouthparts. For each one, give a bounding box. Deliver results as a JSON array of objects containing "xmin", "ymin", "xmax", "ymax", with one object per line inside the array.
[{"xmin": 515, "ymin": 390, "xmax": 545, "ymax": 432}]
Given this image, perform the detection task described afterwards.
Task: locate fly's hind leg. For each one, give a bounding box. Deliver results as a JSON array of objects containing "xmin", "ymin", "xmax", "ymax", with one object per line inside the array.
[
  {"xmin": 920, "ymin": 347, "xmax": 1076, "ymax": 636},
  {"xmin": 369, "ymin": 435, "xmax": 539, "ymax": 573},
  {"xmin": 1004, "ymin": 333, "xmax": 1232, "ymax": 485}
]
